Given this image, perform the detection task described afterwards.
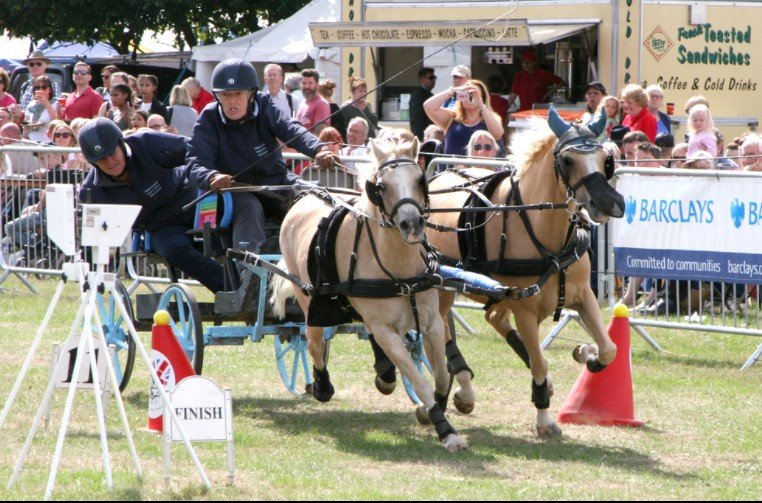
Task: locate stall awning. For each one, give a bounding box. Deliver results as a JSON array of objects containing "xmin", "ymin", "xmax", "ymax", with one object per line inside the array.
[
  {"xmin": 528, "ymin": 20, "xmax": 599, "ymax": 45},
  {"xmin": 310, "ymin": 19, "xmax": 599, "ymax": 47}
]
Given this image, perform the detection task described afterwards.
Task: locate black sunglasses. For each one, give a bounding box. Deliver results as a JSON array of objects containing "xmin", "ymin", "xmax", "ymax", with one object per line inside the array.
[
  {"xmin": 54, "ymin": 132, "xmax": 72, "ymax": 139},
  {"xmin": 473, "ymin": 144, "xmax": 494, "ymax": 152},
  {"xmin": 33, "ymin": 85, "xmax": 49, "ymax": 90},
  {"xmin": 27, "ymin": 61, "xmax": 44, "ymax": 67},
  {"xmin": 73, "ymin": 70, "xmax": 91, "ymax": 75}
]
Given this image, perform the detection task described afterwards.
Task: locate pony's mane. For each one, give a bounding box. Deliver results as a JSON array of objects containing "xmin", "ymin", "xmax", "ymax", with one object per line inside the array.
[{"xmin": 506, "ymin": 118, "xmax": 557, "ymax": 176}]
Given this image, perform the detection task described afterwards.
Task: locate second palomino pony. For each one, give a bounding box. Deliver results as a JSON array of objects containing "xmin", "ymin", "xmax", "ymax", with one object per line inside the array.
[
  {"xmin": 272, "ymin": 135, "xmax": 468, "ymax": 451},
  {"xmin": 425, "ymin": 106, "xmax": 625, "ymax": 437}
]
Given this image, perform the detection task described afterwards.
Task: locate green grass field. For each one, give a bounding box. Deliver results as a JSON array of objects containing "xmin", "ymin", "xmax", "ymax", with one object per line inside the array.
[{"xmin": 0, "ymin": 277, "xmax": 759, "ymax": 500}]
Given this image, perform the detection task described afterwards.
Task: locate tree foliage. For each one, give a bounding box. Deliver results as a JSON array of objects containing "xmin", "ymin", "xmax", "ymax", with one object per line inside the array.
[{"xmin": 0, "ymin": 0, "xmax": 311, "ymax": 54}]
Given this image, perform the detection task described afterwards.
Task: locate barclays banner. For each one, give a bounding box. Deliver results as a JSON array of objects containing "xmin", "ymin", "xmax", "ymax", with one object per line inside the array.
[{"xmin": 612, "ymin": 174, "xmax": 762, "ymax": 284}]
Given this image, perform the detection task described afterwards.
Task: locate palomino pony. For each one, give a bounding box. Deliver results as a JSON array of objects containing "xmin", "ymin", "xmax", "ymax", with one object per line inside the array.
[
  {"xmin": 425, "ymin": 106, "xmax": 625, "ymax": 437},
  {"xmin": 272, "ymin": 135, "xmax": 468, "ymax": 451}
]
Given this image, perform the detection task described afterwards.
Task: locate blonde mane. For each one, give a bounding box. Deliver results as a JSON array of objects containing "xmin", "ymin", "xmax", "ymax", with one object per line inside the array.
[
  {"xmin": 357, "ymin": 130, "xmax": 419, "ymax": 189},
  {"xmin": 506, "ymin": 118, "xmax": 557, "ymax": 176}
]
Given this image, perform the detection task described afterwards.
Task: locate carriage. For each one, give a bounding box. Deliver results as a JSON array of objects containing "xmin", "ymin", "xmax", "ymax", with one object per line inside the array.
[{"xmin": 105, "ymin": 156, "xmax": 459, "ymax": 405}]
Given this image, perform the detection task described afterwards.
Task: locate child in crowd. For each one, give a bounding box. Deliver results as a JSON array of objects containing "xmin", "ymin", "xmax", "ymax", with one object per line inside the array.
[
  {"xmin": 599, "ymin": 95, "xmax": 621, "ymax": 141},
  {"xmin": 686, "ymin": 104, "xmax": 717, "ymax": 157}
]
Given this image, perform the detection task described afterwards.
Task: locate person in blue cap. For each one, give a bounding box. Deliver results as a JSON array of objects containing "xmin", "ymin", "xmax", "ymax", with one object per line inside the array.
[
  {"xmin": 78, "ymin": 117, "xmax": 225, "ymax": 293},
  {"xmin": 186, "ymin": 58, "xmax": 335, "ymax": 311}
]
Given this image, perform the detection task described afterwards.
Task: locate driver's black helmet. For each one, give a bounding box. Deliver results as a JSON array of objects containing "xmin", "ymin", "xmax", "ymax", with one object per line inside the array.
[
  {"xmin": 211, "ymin": 59, "xmax": 259, "ymax": 93},
  {"xmin": 78, "ymin": 117, "xmax": 123, "ymax": 165}
]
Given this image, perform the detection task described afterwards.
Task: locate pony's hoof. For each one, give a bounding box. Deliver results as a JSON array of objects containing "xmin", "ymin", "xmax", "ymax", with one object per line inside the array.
[
  {"xmin": 374, "ymin": 376, "xmax": 396, "ymax": 395},
  {"xmin": 415, "ymin": 404, "xmax": 432, "ymax": 425},
  {"xmin": 312, "ymin": 386, "xmax": 334, "ymax": 403},
  {"xmin": 536, "ymin": 422, "xmax": 563, "ymax": 439},
  {"xmin": 443, "ymin": 433, "xmax": 469, "ymax": 452},
  {"xmin": 572, "ymin": 344, "xmax": 598, "ymax": 364},
  {"xmin": 453, "ymin": 390, "xmax": 475, "ymax": 415}
]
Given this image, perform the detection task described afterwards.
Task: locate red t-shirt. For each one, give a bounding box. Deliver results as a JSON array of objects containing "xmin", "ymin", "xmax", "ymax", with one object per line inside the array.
[
  {"xmin": 192, "ymin": 87, "xmax": 215, "ymax": 114},
  {"xmin": 296, "ymin": 95, "xmax": 331, "ymax": 132},
  {"xmin": 510, "ymin": 69, "xmax": 565, "ymax": 112},
  {"xmin": 622, "ymin": 107, "xmax": 658, "ymax": 142},
  {"xmin": 64, "ymin": 87, "xmax": 103, "ymax": 120},
  {"xmin": 0, "ymin": 94, "xmax": 17, "ymax": 108}
]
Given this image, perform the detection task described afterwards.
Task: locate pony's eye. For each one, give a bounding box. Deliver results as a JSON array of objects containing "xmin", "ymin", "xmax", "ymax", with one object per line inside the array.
[
  {"xmin": 376, "ymin": 183, "xmax": 386, "ymax": 192},
  {"xmin": 562, "ymin": 156, "xmax": 575, "ymax": 167}
]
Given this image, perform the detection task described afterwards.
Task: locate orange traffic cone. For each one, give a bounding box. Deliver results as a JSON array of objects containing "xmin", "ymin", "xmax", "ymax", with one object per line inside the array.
[
  {"xmin": 146, "ymin": 310, "xmax": 196, "ymax": 433},
  {"xmin": 558, "ymin": 304, "xmax": 644, "ymax": 427}
]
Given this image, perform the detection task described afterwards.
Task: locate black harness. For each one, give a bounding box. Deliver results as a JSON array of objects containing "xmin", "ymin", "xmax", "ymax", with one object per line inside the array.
[
  {"xmin": 297, "ymin": 160, "xmax": 437, "ymax": 332},
  {"xmin": 306, "ymin": 200, "xmax": 439, "ymax": 327},
  {"xmin": 438, "ymin": 125, "xmax": 612, "ymax": 319}
]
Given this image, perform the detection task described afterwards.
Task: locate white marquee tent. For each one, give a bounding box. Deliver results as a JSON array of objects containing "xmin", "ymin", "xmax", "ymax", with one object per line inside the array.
[{"xmin": 191, "ymin": 0, "xmax": 340, "ymax": 90}]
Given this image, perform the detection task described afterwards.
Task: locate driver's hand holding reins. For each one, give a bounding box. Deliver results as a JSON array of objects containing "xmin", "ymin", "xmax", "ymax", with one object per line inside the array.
[{"xmin": 209, "ymin": 149, "xmax": 337, "ymax": 192}]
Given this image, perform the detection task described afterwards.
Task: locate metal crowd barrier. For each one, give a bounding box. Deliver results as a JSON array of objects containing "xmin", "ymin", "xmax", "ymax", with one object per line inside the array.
[
  {"xmin": 545, "ymin": 167, "xmax": 762, "ymax": 370},
  {"xmin": 114, "ymin": 152, "xmax": 375, "ymax": 295},
  {"xmin": 1, "ymin": 144, "xmax": 84, "ymax": 293}
]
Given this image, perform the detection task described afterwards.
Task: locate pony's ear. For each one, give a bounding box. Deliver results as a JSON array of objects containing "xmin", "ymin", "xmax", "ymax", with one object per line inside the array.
[
  {"xmin": 404, "ymin": 136, "xmax": 420, "ymax": 162},
  {"xmin": 587, "ymin": 112, "xmax": 607, "ymax": 137},
  {"xmin": 547, "ymin": 104, "xmax": 571, "ymax": 139},
  {"xmin": 369, "ymin": 138, "xmax": 388, "ymax": 164}
]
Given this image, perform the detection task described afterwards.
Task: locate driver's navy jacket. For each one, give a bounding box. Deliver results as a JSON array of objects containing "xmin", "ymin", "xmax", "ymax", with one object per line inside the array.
[
  {"xmin": 186, "ymin": 92, "xmax": 324, "ymax": 190},
  {"xmin": 79, "ymin": 130, "xmax": 196, "ymax": 231}
]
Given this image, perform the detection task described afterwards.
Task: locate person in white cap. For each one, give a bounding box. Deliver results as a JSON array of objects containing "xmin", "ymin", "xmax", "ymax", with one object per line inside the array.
[{"xmin": 443, "ymin": 65, "xmax": 472, "ymax": 110}]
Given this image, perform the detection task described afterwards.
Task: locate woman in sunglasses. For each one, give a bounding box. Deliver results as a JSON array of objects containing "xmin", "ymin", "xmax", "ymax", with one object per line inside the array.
[
  {"xmin": 23, "ymin": 75, "xmax": 59, "ymax": 143},
  {"xmin": 466, "ymin": 130, "xmax": 499, "ymax": 159},
  {"xmin": 35, "ymin": 123, "xmax": 81, "ymax": 175}
]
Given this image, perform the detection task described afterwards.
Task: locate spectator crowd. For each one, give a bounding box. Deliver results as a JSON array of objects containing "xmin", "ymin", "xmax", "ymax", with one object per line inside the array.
[{"xmin": 1, "ymin": 49, "xmax": 760, "ymax": 313}]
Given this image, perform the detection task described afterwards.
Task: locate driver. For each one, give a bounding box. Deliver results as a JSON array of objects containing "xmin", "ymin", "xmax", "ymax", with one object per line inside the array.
[
  {"xmin": 78, "ymin": 118, "xmax": 225, "ymax": 293},
  {"xmin": 186, "ymin": 59, "xmax": 335, "ymax": 310}
]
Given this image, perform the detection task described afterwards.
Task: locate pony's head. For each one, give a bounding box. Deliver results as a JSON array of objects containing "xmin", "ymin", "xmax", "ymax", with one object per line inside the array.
[
  {"xmin": 362, "ymin": 132, "xmax": 427, "ymax": 244},
  {"xmin": 547, "ymin": 105, "xmax": 625, "ymax": 223}
]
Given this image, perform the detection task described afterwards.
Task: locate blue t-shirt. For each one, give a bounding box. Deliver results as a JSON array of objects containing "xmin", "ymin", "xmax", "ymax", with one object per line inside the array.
[{"xmin": 444, "ymin": 120, "xmax": 488, "ymax": 156}]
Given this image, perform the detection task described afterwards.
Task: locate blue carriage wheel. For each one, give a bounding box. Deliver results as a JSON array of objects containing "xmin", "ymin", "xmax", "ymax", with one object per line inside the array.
[
  {"xmin": 157, "ymin": 283, "xmax": 204, "ymax": 374},
  {"xmin": 95, "ymin": 279, "xmax": 136, "ymax": 392},
  {"xmin": 401, "ymin": 312, "xmax": 457, "ymax": 406},
  {"xmin": 401, "ymin": 331, "xmax": 434, "ymax": 406},
  {"xmin": 274, "ymin": 334, "xmax": 314, "ymax": 395}
]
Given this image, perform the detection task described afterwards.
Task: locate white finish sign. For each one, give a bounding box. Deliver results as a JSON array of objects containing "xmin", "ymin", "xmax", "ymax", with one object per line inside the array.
[{"xmin": 166, "ymin": 376, "xmax": 232, "ymax": 442}]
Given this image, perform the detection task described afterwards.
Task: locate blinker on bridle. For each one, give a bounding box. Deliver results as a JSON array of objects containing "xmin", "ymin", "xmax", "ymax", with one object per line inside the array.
[
  {"xmin": 366, "ymin": 157, "xmax": 429, "ymax": 225},
  {"xmin": 552, "ymin": 124, "xmax": 613, "ymax": 196}
]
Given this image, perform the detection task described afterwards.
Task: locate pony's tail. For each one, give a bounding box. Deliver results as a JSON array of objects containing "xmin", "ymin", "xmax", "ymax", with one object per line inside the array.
[{"xmin": 269, "ymin": 259, "xmax": 297, "ymax": 320}]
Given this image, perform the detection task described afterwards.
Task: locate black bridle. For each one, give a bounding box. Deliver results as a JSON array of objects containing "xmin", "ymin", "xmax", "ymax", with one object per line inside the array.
[
  {"xmin": 365, "ymin": 157, "xmax": 429, "ymax": 226},
  {"xmin": 552, "ymin": 124, "xmax": 615, "ymax": 196}
]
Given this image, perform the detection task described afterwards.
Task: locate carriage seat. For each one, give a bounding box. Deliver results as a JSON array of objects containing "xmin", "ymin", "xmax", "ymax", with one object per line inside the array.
[{"xmin": 186, "ymin": 191, "xmax": 235, "ymax": 258}]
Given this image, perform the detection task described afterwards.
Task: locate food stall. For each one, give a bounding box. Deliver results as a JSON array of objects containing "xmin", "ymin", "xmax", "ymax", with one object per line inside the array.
[{"xmin": 310, "ymin": 0, "xmax": 761, "ymax": 138}]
